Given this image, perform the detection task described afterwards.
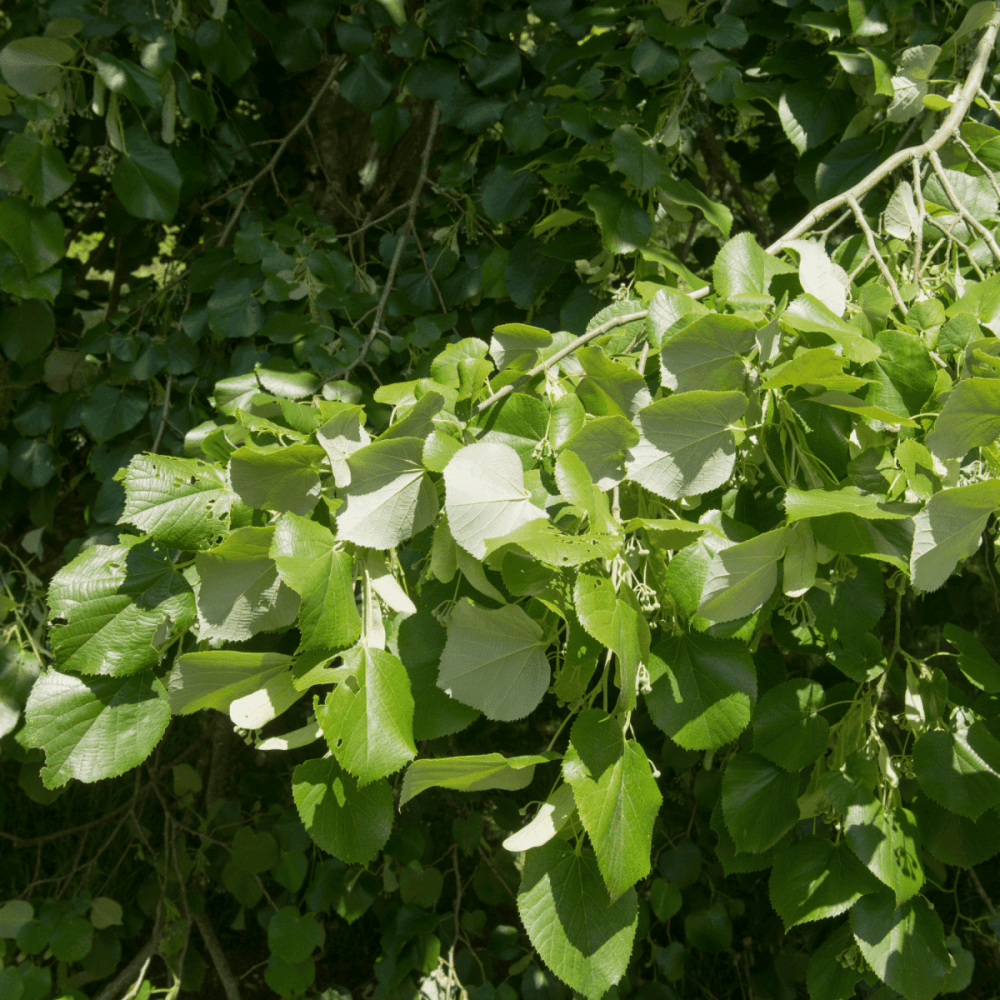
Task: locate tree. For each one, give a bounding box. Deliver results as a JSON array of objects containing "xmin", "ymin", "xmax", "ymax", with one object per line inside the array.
[{"xmin": 2, "ymin": 0, "xmax": 1000, "ymax": 998}]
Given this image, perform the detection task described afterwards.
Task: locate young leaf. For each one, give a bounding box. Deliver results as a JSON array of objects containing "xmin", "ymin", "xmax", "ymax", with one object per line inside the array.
[
  {"xmin": 768, "ymin": 836, "xmax": 881, "ymax": 930},
  {"xmin": 437, "ymin": 599, "xmax": 550, "ymax": 721},
  {"xmin": 336, "ymin": 436, "xmax": 439, "ymax": 550},
  {"xmin": 575, "ymin": 346, "xmax": 652, "ymax": 418},
  {"xmin": 646, "ymin": 633, "xmax": 756, "ymax": 751},
  {"xmin": 851, "ymin": 891, "xmax": 951, "ymax": 1000},
  {"xmin": 626, "ymin": 391, "xmax": 748, "ymax": 501},
  {"xmin": 444, "ymin": 441, "xmax": 547, "ymax": 558},
  {"xmin": 48, "ymin": 540, "xmax": 195, "ymax": 677},
  {"xmin": 911, "ymin": 724, "xmax": 1000, "ymax": 819},
  {"xmin": 400, "ymin": 751, "xmax": 559, "ymax": 806},
  {"xmin": 20, "ymin": 670, "xmax": 170, "ymax": 788},
  {"xmin": 316, "ymin": 645, "xmax": 416, "ymax": 786},
  {"xmin": 517, "ymin": 841, "xmax": 638, "ymax": 1000},
  {"xmin": 563, "ymin": 710, "xmax": 662, "ymax": 900},
  {"xmin": 292, "ymin": 756, "xmax": 392, "ymax": 865},
  {"xmin": 721, "ymin": 752, "xmax": 800, "ymax": 853},
  {"xmin": 713, "ymin": 231, "xmax": 795, "ymax": 301},
  {"xmin": 270, "ymin": 513, "xmax": 361, "ymax": 652},
  {"xmin": 195, "ymin": 526, "xmax": 300, "ymax": 642}
]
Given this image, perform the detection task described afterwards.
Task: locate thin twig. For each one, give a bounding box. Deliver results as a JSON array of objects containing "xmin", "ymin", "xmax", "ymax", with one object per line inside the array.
[
  {"xmin": 476, "ymin": 845, "xmax": 515, "ymax": 901},
  {"xmin": 444, "ymin": 846, "xmax": 462, "ymax": 1000},
  {"xmin": 929, "ymin": 149, "xmax": 1000, "ymax": 263},
  {"xmin": 969, "ymin": 867, "xmax": 997, "ymax": 916},
  {"xmin": 847, "ymin": 195, "xmax": 906, "ymax": 313},
  {"xmin": 412, "ymin": 226, "xmax": 448, "ymax": 313},
  {"xmin": 152, "ymin": 374, "xmax": 173, "ymax": 454},
  {"xmin": 216, "ymin": 55, "xmax": 348, "ymax": 248},
  {"xmin": 337, "ymin": 105, "xmax": 441, "ymax": 381},
  {"xmin": 474, "ymin": 310, "xmax": 647, "ymax": 414},
  {"xmin": 770, "ymin": 11, "xmax": 1000, "ymax": 250}
]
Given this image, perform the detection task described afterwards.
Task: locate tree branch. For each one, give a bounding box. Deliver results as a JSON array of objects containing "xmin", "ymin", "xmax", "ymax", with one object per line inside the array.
[
  {"xmin": 335, "ymin": 105, "xmax": 441, "ymax": 382},
  {"xmin": 216, "ymin": 55, "xmax": 349, "ymax": 248}
]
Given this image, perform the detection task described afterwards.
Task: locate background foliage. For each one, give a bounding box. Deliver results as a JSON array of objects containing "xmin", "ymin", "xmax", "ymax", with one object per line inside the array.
[{"xmin": 4, "ymin": 1, "xmax": 1000, "ymax": 999}]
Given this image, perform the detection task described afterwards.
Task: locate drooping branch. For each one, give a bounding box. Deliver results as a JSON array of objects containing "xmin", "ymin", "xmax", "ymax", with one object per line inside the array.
[{"xmin": 768, "ymin": 10, "xmax": 1000, "ymax": 251}]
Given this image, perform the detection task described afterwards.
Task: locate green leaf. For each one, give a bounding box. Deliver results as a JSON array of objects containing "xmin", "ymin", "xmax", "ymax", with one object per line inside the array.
[
  {"xmin": 805, "ymin": 921, "xmax": 867, "ymax": 1000},
  {"xmin": 437, "ymin": 599, "xmax": 550, "ymax": 721},
  {"xmin": 9, "ymin": 439, "xmax": 58, "ymax": 488},
  {"xmin": 207, "ymin": 278, "xmax": 263, "ymax": 338},
  {"xmin": 48, "ymin": 540, "xmax": 195, "ymax": 677},
  {"xmin": 752, "ymin": 679, "xmax": 830, "ymax": 771},
  {"xmin": 927, "ymin": 377, "xmax": 1000, "ymax": 460},
  {"xmin": 120, "ymin": 454, "xmax": 245, "ymax": 550},
  {"xmin": 582, "ymin": 186, "xmax": 652, "ymax": 254},
  {"xmin": 863, "ymin": 330, "xmax": 936, "ymax": 419},
  {"xmin": 783, "ymin": 295, "xmax": 881, "ymax": 364},
  {"xmin": 339, "ymin": 51, "xmax": 392, "ymax": 113},
  {"xmin": 713, "ymin": 231, "xmax": 795, "ymax": 301},
  {"xmin": 912, "ymin": 724, "xmax": 1000, "ymax": 819},
  {"xmin": 518, "ymin": 841, "xmax": 638, "ymax": 1000},
  {"xmin": 721, "ymin": 752, "xmax": 800, "ymax": 853},
  {"xmin": 503, "ymin": 783, "xmax": 578, "ymax": 853},
  {"xmin": 444, "ymin": 442, "xmax": 547, "ymax": 558},
  {"xmin": 0, "ymin": 299, "xmax": 54, "ymax": 365},
  {"xmin": 576, "ymin": 346, "xmax": 652, "ymax": 418},
  {"xmin": 0, "ymin": 197, "xmax": 64, "ymax": 277},
  {"xmin": 489, "ymin": 323, "xmax": 553, "ymax": 371},
  {"xmin": 166, "ymin": 650, "xmax": 293, "ymax": 715},
  {"xmin": 20, "ymin": 670, "xmax": 170, "ymax": 788},
  {"xmin": 0, "ymin": 36, "xmax": 74, "ymax": 95},
  {"xmin": 195, "ymin": 526, "xmax": 300, "ymax": 642},
  {"xmin": 659, "ymin": 175, "xmax": 733, "ymax": 239},
  {"xmin": 111, "ymin": 128, "xmax": 182, "ymax": 222},
  {"xmin": 268, "ymin": 907, "xmax": 322, "ymax": 965},
  {"xmin": 611, "ymin": 125, "xmax": 665, "ymax": 190},
  {"xmin": 481, "ymin": 165, "xmax": 537, "ymax": 222},
  {"xmin": 659, "ymin": 314, "xmax": 754, "ymax": 393},
  {"xmin": 844, "ymin": 792, "xmax": 924, "ymax": 905},
  {"xmin": 337, "ymin": 437, "xmax": 439, "ymax": 550},
  {"xmin": 563, "ymin": 710, "xmax": 662, "ymax": 899},
  {"xmin": 626, "ymin": 391, "xmax": 747, "ymax": 501},
  {"xmin": 317, "ymin": 645, "xmax": 416, "ymax": 785},
  {"xmin": 485, "ymin": 519, "xmax": 623, "ymax": 568},
  {"xmin": 769, "ymin": 836, "xmax": 881, "ymax": 930},
  {"xmin": 4, "ymin": 133, "xmax": 73, "ymax": 204},
  {"xmin": 782, "ymin": 240, "xmax": 849, "ymax": 315},
  {"xmin": 293, "ymin": 756, "xmax": 392, "ymax": 864},
  {"xmin": 270, "ymin": 513, "xmax": 360, "ymax": 652},
  {"xmin": 229, "ymin": 444, "xmax": 323, "ymax": 516},
  {"xmin": 910, "ymin": 793, "xmax": 1000, "ymax": 868},
  {"xmin": 778, "ymin": 82, "xmax": 850, "ymax": 153},
  {"xmin": 477, "ymin": 392, "xmax": 549, "ymax": 465},
  {"xmin": 851, "ymin": 891, "xmax": 951, "ymax": 1000},
  {"xmin": 81, "ymin": 384, "xmax": 149, "ymax": 443},
  {"xmin": 195, "ymin": 13, "xmax": 252, "ymax": 85},
  {"xmin": 942, "ymin": 624, "xmax": 1000, "ymax": 693},
  {"xmin": 562, "ymin": 415, "xmax": 639, "ymax": 491},
  {"xmin": 785, "ymin": 485, "xmax": 914, "ymax": 521},
  {"xmin": 400, "ymin": 751, "xmax": 558, "ymax": 806},
  {"xmin": 911, "ymin": 480, "xmax": 1000, "ymax": 592},
  {"xmin": 631, "ymin": 36, "xmax": 679, "ymax": 84},
  {"xmin": 815, "ymin": 135, "xmax": 881, "ymax": 200},
  {"xmin": 316, "ymin": 406, "xmax": 370, "ymax": 488},
  {"xmin": 698, "ymin": 526, "xmax": 789, "ymax": 623},
  {"xmin": 762, "ymin": 347, "xmax": 871, "ymax": 392},
  {"xmin": 811, "ymin": 389, "xmax": 918, "ymax": 428},
  {"xmin": 646, "ymin": 633, "xmax": 756, "ymax": 751}
]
